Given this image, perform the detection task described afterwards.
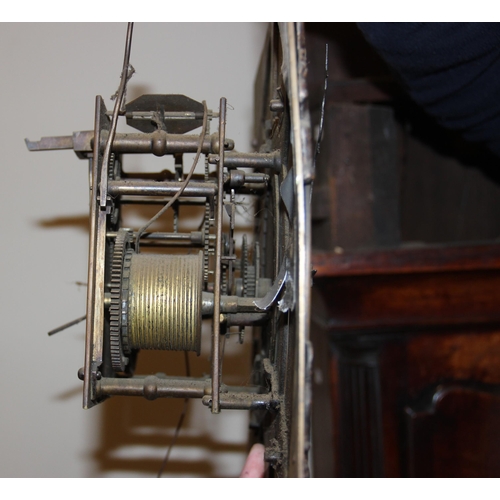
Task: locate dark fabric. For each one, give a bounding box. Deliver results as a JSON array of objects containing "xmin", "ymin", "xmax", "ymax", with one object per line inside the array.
[{"xmin": 357, "ymin": 23, "xmax": 500, "ymax": 156}]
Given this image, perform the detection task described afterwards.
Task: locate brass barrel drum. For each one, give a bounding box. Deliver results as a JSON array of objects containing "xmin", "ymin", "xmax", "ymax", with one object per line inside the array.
[
  {"xmin": 127, "ymin": 252, "xmax": 203, "ymax": 354},
  {"xmin": 110, "ymin": 229, "xmax": 203, "ymax": 371}
]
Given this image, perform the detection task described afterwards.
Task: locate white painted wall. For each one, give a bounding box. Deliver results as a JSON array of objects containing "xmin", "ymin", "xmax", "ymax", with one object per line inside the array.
[{"xmin": 0, "ymin": 22, "xmax": 267, "ymax": 478}]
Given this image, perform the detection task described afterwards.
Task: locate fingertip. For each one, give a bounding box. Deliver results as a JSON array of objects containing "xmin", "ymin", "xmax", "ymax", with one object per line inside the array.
[{"xmin": 239, "ymin": 443, "xmax": 266, "ymax": 478}]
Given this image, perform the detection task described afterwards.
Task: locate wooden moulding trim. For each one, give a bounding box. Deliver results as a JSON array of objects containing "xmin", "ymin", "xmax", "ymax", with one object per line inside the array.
[{"xmin": 312, "ymin": 242, "xmax": 500, "ymax": 278}]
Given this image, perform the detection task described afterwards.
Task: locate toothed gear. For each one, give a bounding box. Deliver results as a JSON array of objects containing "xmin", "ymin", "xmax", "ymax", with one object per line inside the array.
[
  {"xmin": 120, "ymin": 248, "xmax": 133, "ymax": 356},
  {"xmin": 221, "ymin": 261, "xmax": 228, "ymax": 295},
  {"xmin": 221, "ymin": 234, "xmax": 229, "ymax": 295},
  {"xmin": 108, "ymin": 153, "xmax": 120, "ymax": 226},
  {"xmin": 203, "ymin": 201, "xmax": 210, "ymax": 286},
  {"xmin": 242, "ymin": 234, "xmax": 249, "ymax": 296},
  {"xmin": 109, "ymin": 228, "xmax": 132, "ymax": 371},
  {"xmin": 246, "ymin": 265, "xmax": 256, "ymax": 298},
  {"xmin": 203, "ymin": 157, "xmax": 210, "ymax": 287},
  {"xmin": 241, "ymin": 234, "xmax": 256, "ymax": 297}
]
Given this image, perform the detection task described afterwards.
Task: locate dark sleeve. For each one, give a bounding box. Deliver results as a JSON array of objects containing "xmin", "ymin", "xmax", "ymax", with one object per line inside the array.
[{"xmin": 357, "ymin": 22, "xmax": 500, "ymax": 156}]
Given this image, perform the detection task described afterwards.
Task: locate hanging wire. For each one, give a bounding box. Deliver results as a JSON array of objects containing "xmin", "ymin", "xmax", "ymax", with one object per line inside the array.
[
  {"xmin": 157, "ymin": 351, "xmax": 191, "ymax": 478},
  {"xmin": 100, "ymin": 22, "xmax": 135, "ymax": 208},
  {"xmin": 314, "ymin": 43, "xmax": 329, "ymax": 167}
]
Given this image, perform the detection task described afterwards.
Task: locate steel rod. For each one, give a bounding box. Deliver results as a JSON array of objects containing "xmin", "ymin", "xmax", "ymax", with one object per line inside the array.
[
  {"xmin": 97, "ymin": 375, "xmax": 273, "ymax": 410},
  {"xmin": 98, "ymin": 131, "xmax": 234, "ymax": 156},
  {"xmin": 98, "ymin": 375, "xmax": 207, "ymax": 399},
  {"xmin": 26, "ymin": 130, "xmax": 235, "ymax": 156},
  {"xmin": 107, "ymin": 230, "xmax": 205, "ymax": 245},
  {"xmin": 119, "ymin": 196, "xmax": 207, "ymax": 206},
  {"xmin": 108, "ymin": 179, "xmax": 216, "ymax": 197},
  {"xmin": 208, "ymin": 151, "xmax": 281, "ymax": 171}
]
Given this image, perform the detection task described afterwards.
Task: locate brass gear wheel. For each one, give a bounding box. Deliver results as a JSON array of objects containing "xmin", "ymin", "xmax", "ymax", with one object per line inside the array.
[
  {"xmin": 242, "ymin": 234, "xmax": 256, "ymax": 298},
  {"xmin": 109, "ymin": 228, "xmax": 133, "ymax": 372}
]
